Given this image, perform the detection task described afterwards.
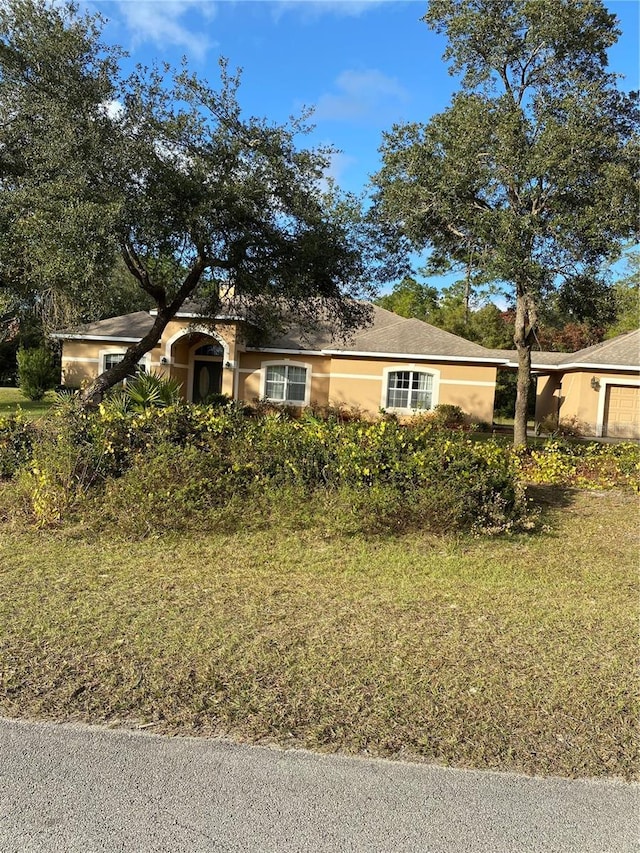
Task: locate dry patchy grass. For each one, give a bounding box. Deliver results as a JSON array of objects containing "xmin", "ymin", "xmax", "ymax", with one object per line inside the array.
[{"xmin": 0, "ymin": 488, "xmax": 637, "ymax": 779}]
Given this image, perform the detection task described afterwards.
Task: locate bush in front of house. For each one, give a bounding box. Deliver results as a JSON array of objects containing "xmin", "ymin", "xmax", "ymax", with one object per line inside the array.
[
  {"xmin": 0, "ymin": 413, "xmax": 37, "ymax": 478},
  {"xmin": 82, "ymin": 441, "xmax": 526, "ymax": 540},
  {"xmin": 4, "ymin": 402, "xmax": 638, "ymax": 533},
  {"xmin": 16, "ymin": 347, "xmax": 59, "ymax": 401},
  {"xmin": 513, "ymin": 439, "xmax": 640, "ymax": 492},
  {"xmin": 7, "ymin": 404, "xmax": 530, "ymax": 535}
]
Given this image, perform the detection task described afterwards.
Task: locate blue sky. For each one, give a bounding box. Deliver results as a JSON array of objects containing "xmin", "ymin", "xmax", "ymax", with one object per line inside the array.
[
  {"xmin": 91, "ymin": 1, "xmax": 639, "ymax": 193},
  {"xmin": 90, "ymin": 0, "xmax": 639, "ymax": 293}
]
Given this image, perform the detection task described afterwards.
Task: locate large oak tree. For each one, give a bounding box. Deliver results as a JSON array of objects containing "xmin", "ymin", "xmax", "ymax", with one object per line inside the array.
[
  {"xmin": 0, "ymin": 0, "xmax": 372, "ymax": 403},
  {"xmin": 370, "ymin": 0, "xmax": 638, "ymax": 445}
]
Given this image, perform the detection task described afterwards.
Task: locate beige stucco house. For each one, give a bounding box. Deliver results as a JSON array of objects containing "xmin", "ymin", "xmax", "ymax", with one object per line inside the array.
[
  {"xmin": 528, "ymin": 330, "xmax": 640, "ymax": 438},
  {"xmin": 53, "ymin": 304, "xmax": 503, "ymax": 424},
  {"xmin": 53, "ymin": 306, "xmax": 640, "ymax": 438}
]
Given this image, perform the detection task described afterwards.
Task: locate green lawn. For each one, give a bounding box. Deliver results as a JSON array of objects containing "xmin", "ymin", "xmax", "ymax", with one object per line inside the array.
[
  {"xmin": 0, "ymin": 387, "xmax": 56, "ymax": 419},
  {"xmin": 0, "ymin": 486, "xmax": 637, "ymax": 779}
]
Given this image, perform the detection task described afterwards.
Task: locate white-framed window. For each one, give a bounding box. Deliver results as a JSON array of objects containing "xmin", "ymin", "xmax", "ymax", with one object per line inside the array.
[
  {"xmin": 261, "ymin": 362, "xmax": 311, "ymax": 405},
  {"xmin": 385, "ymin": 369, "xmax": 435, "ymax": 411},
  {"xmin": 103, "ymin": 352, "xmax": 125, "ymax": 372},
  {"xmin": 100, "ymin": 350, "xmax": 148, "ymax": 376}
]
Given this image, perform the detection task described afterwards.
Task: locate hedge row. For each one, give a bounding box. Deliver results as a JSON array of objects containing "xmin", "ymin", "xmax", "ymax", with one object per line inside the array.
[{"xmin": 0, "ymin": 402, "xmax": 637, "ymax": 536}]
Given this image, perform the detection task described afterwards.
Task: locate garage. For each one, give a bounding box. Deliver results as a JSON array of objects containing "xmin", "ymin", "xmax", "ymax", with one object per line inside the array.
[{"xmin": 603, "ymin": 384, "xmax": 640, "ymax": 438}]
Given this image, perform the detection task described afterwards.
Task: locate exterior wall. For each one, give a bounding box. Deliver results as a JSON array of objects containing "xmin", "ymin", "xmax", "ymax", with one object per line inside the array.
[
  {"xmin": 56, "ymin": 315, "xmax": 640, "ymax": 437},
  {"xmin": 61, "ymin": 317, "xmax": 243, "ymax": 399},
  {"xmin": 61, "ymin": 339, "xmax": 161, "ymax": 389},
  {"xmin": 325, "ymin": 356, "xmax": 496, "ymax": 422},
  {"xmin": 237, "ymin": 352, "xmax": 333, "ymax": 407},
  {"xmin": 557, "ymin": 371, "xmax": 598, "ymax": 432},
  {"xmin": 535, "ymin": 374, "xmax": 562, "ymax": 426},
  {"xmin": 62, "ymin": 324, "xmax": 498, "ymax": 422},
  {"xmin": 237, "ymin": 351, "xmax": 497, "ymax": 422},
  {"xmin": 427, "ymin": 363, "xmax": 496, "ymax": 424},
  {"xmin": 557, "ymin": 368, "xmax": 640, "ymax": 437},
  {"xmin": 61, "ymin": 340, "xmax": 100, "ymax": 388}
]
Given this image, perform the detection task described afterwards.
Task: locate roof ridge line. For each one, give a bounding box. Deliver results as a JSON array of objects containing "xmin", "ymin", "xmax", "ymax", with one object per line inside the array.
[
  {"xmin": 573, "ymin": 330, "xmax": 638, "ymax": 359},
  {"xmin": 357, "ymin": 316, "xmax": 411, "ymax": 335}
]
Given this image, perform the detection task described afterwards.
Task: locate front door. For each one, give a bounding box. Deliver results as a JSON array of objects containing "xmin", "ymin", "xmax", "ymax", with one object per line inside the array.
[{"xmin": 192, "ymin": 360, "xmax": 222, "ymax": 403}]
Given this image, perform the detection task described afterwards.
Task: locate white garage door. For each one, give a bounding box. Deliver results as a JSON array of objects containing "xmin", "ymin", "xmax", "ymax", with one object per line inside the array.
[{"xmin": 603, "ymin": 385, "xmax": 640, "ymax": 439}]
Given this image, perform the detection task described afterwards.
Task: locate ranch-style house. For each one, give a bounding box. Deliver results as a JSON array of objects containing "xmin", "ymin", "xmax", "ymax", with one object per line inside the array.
[{"xmin": 53, "ymin": 305, "xmax": 640, "ymax": 439}]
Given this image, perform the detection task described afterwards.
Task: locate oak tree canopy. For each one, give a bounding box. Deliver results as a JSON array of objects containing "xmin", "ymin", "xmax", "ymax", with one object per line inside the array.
[
  {"xmin": 370, "ymin": 0, "xmax": 639, "ymax": 445},
  {"xmin": 0, "ymin": 0, "xmax": 372, "ymax": 402}
]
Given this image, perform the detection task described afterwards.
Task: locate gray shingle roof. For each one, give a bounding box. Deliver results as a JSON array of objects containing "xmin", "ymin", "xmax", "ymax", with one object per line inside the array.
[
  {"xmin": 53, "ymin": 305, "xmax": 639, "ymax": 370},
  {"xmin": 349, "ymin": 311, "xmax": 494, "ymax": 358},
  {"xmin": 261, "ymin": 305, "xmax": 499, "ymax": 360},
  {"xmin": 484, "ymin": 348, "xmax": 570, "ymax": 367},
  {"xmin": 52, "ymin": 311, "xmax": 154, "ymax": 340},
  {"xmin": 485, "ymin": 330, "xmax": 640, "ymax": 370},
  {"xmin": 53, "ymin": 304, "xmax": 503, "ymax": 361},
  {"xmin": 556, "ymin": 329, "xmax": 640, "ymax": 367}
]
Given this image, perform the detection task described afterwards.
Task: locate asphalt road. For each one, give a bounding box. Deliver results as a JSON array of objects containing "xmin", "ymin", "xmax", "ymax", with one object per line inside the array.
[{"xmin": 0, "ymin": 717, "xmax": 638, "ymax": 853}]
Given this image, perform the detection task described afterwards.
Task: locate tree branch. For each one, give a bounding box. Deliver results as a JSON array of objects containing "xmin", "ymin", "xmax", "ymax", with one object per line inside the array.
[
  {"xmin": 121, "ymin": 243, "xmax": 166, "ymax": 305},
  {"xmin": 166, "ymin": 254, "xmax": 207, "ymax": 316}
]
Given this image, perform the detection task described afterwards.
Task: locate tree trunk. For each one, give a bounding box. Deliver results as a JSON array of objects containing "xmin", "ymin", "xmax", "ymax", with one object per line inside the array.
[
  {"xmin": 463, "ymin": 254, "xmax": 472, "ymax": 326},
  {"xmin": 513, "ymin": 286, "xmax": 536, "ymax": 448},
  {"xmin": 513, "ymin": 336, "xmax": 531, "ymax": 447},
  {"xmin": 79, "ymin": 311, "xmax": 173, "ymax": 407},
  {"xmin": 79, "ymin": 254, "xmax": 209, "ymax": 407}
]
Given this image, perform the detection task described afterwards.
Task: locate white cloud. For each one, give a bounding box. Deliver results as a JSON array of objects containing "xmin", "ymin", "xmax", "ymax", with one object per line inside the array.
[
  {"xmin": 313, "ymin": 69, "xmax": 409, "ymax": 122},
  {"xmin": 324, "ymin": 150, "xmax": 357, "ymax": 183},
  {"xmin": 272, "ymin": 0, "xmax": 391, "ymax": 20},
  {"xmin": 100, "ymin": 99, "xmax": 125, "ymax": 120},
  {"xmin": 115, "ymin": 1, "xmax": 218, "ymax": 60},
  {"xmin": 313, "ymin": 150, "xmax": 357, "ymax": 194}
]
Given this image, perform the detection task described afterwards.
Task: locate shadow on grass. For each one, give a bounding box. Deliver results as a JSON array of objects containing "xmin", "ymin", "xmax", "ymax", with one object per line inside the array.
[
  {"xmin": 526, "ymin": 483, "xmax": 576, "ymax": 511},
  {"xmin": 525, "ymin": 484, "xmax": 578, "ymax": 537}
]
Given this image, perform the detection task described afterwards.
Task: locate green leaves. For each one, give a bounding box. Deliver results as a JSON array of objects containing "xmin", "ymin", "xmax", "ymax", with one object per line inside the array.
[
  {"xmin": 1, "ymin": 1, "xmax": 373, "ymax": 403},
  {"xmin": 371, "ymin": 0, "xmax": 638, "ymax": 444},
  {"xmin": 16, "ymin": 347, "xmax": 58, "ymax": 400},
  {"xmin": 424, "ymin": 0, "xmax": 619, "ymax": 94},
  {"xmin": 120, "ymin": 372, "xmax": 183, "ymax": 413},
  {"xmin": 0, "ymin": 0, "xmax": 123, "ymax": 324}
]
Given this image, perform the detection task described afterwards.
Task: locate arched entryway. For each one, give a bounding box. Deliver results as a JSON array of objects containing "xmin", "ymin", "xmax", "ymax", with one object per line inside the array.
[
  {"xmin": 191, "ymin": 341, "xmax": 224, "ymax": 402},
  {"xmin": 163, "ymin": 326, "xmax": 233, "ymax": 403}
]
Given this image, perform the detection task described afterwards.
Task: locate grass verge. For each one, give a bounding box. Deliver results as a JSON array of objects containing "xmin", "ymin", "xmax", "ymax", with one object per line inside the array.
[
  {"xmin": 0, "ymin": 487, "xmax": 637, "ymax": 779},
  {"xmin": 0, "ymin": 387, "xmax": 56, "ymax": 419}
]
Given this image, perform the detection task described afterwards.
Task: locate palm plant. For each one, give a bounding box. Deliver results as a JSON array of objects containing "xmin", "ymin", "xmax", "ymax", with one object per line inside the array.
[
  {"xmin": 124, "ymin": 371, "xmax": 182, "ymax": 411},
  {"xmin": 101, "ymin": 371, "xmax": 182, "ymax": 414}
]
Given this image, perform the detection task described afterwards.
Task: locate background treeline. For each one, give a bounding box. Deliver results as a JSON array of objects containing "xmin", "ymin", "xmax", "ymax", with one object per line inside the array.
[
  {"xmin": 0, "ymin": 259, "xmax": 153, "ymax": 385},
  {"xmin": 376, "ymin": 252, "xmax": 640, "ymax": 352}
]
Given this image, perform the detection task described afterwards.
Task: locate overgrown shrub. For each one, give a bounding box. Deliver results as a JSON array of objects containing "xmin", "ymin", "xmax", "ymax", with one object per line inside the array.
[
  {"xmin": 0, "ymin": 414, "xmax": 36, "ymax": 478},
  {"xmin": 536, "ymin": 414, "xmax": 588, "ymax": 438},
  {"xmin": 301, "ymin": 401, "xmax": 365, "ymax": 424},
  {"xmin": 16, "ymin": 347, "xmax": 58, "ymax": 401},
  {"xmin": 430, "ymin": 404, "xmax": 467, "ymax": 428},
  {"xmin": 17, "ymin": 418, "xmax": 105, "ymax": 526},
  {"xmin": 201, "ymin": 392, "xmax": 233, "ymax": 408},
  {"xmin": 537, "ymin": 414, "xmax": 559, "ymax": 435},
  {"xmin": 5, "ymin": 402, "xmax": 638, "ymax": 533},
  {"xmin": 515, "ymin": 440, "xmax": 640, "ymax": 492},
  {"xmin": 72, "ymin": 414, "xmax": 529, "ymax": 537}
]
